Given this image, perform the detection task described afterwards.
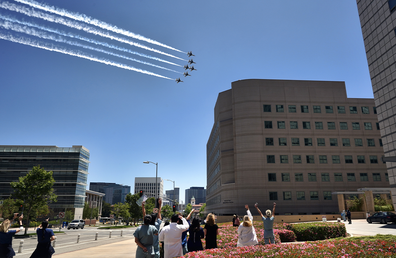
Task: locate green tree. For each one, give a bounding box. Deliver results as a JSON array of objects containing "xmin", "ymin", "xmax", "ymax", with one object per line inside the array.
[
  {"xmin": 82, "ymin": 202, "xmax": 99, "ymax": 219},
  {"xmin": 65, "ymin": 209, "xmax": 74, "ymax": 221},
  {"xmin": 111, "ymin": 202, "xmax": 130, "ymax": 223},
  {"xmin": 10, "ymin": 165, "xmax": 57, "ymax": 234},
  {"xmin": 125, "ymin": 193, "xmax": 141, "ymax": 223},
  {"xmin": 0, "ymin": 198, "xmax": 23, "ymax": 220},
  {"xmin": 102, "ymin": 202, "xmax": 112, "ymax": 217},
  {"xmin": 199, "ymin": 203, "xmax": 206, "ymax": 218},
  {"xmin": 161, "ymin": 204, "xmax": 173, "ymax": 219},
  {"xmin": 184, "ymin": 203, "xmax": 192, "ymax": 217}
]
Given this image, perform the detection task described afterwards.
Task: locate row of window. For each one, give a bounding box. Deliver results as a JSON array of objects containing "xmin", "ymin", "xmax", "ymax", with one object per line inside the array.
[
  {"xmin": 269, "ymin": 191, "xmax": 333, "ymax": 201},
  {"xmin": 263, "ymin": 104, "xmax": 376, "ymax": 115},
  {"xmin": 267, "ymin": 172, "xmax": 388, "ymax": 183},
  {"xmin": 266, "ymin": 154, "xmax": 383, "ymax": 164},
  {"xmin": 390, "ymin": 0, "xmax": 396, "ymax": 13},
  {"xmin": 265, "ymin": 137, "xmax": 382, "ymax": 147},
  {"xmin": 264, "ymin": 121, "xmax": 379, "ymax": 130}
]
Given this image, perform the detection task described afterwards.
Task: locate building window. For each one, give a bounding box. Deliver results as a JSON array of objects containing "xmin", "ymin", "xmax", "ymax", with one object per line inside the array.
[
  {"xmin": 325, "ymin": 106, "xmax": 333, "ymax": 113},
  {"xmin": 334, "ymin": 173, "xmax": 343, "ymax": 182},
  {"xmin": 361, "ymin": 106, "xmax": 370, "ymax": 114},
  {"xmin": 373, "ymin": 106, "xmax": 377, "ymax": 114},
  {"xmin": 323, "ymin": 191, "xmax": 332, "ymax": 200},
  {"xmin": 263, "ymin": 105, "xmax": 271, "ymax": 112},
  {"xmin": 352, "ymin": 122, "xmax": 360, "ymax": 130},
  {"xmin": 357, "ymin": 155, "xmax": 365, "ymax": 164},
  {"xmin": 279, "ymin": 138, "xmax": 287, "ymax": 146},
  {"xmin": 347, "ymin": 173, "xmax": 356, "ymax": 181},
  {"xmin": 308, "ymin": 173, "xmax": 317, "ymax": 182},
  {"xmin": 349, "ymin": 106, "xmax": 358, "ymax": 114},
  {"xmin": 264, "ymin": 121, "xmax": 273, "ymax": 129},
  {"xmin": 370, "ymin": 155, "xmax": 378, "ymax": 164},
  {"xmin": 306, "ymin": 155, "xmax": 314, "ymax": 164},
  {"xmin": 269, "ymin": 192, "xmax": 278, "ymax": 201},
  {"xmin": 342, "ymin": 138, "xmax": 350, "ymax": 147},
  {"xmin": 297, "ymin": 191, "xmax": 305, "ymax": 200},
  {"xmin": 293, "ymin": 155, "xmax": 302, "ymax": 163},
  {"xmin": 332, "ymin": 155, "xmax": 340, "ymax": 164},
  {"xmin": 295, "ymin": 173, "xmax": 303, "ymax": 182},
  {"xmin": 321, "ymin": 173, "xmax": 330, "ymax": 182},
  {"xmin": 315, "ymin": 122, "xmax": 323, "ymax": 129},
  {"xmin": 267, "ymin": 155, "xmax": 275, "ymax": 163},
  {"xmin": 338, "ymin": 106, "xmax": 346, "ymax": 114},
  {"xmin": 319, "ymin": 155, "xmax": 327, "ymax": 164},
  {"xmin": 303, "ymin": 121, "xmax": 311, "ymax": 129},
  {"xmin": 330, "ymin": 138, "xmax": 338, "ymax": 146},
  {"xmin": 345, "ymin": 155, "xmax": 353, "ymax": 164},
  {"xmin": 376, "ymin": 123, "xmax": 380, "ymax": 130},
  {"xmin": 388, "ymin": 0, "xmax": 396, "ymax": 13},
  {"xmin": 313, "ymin": 105, "xmax": 321, "ymax": 113},
  {"xmin": 288, "ymin": 105, "xmax": 296, "ymax": 113},
  {"xmin": 373, "ymin": 173, "xmax": 381, "ymax": 181},
  {"xmin": 385, "ymin": 173, "xmax": 389, "ymax": 181},
  {"xmin": 290, "ymin": 121, "xmax": 298, "ymax": 129},
  {"xmin": 280, "ymin": 155, "xmax": 288, "ymax": 163},
  {"xmin": 340, "ymin": 122, "xmax": 348, "ymax": 130},
  {"xmin": 283, "ymin": 191, "xmax": 292, "ymax": 201},
  {"xmin": 327, "ymin": 122, "xmax": 336, "ymax": 130},
  {"xmin": 268, "ymin": 173, "xmax": 277, "ymax": 182},
  {"xmin": 304, "ymin": 138, "xmax": 313, "ymax": 146},
  {"xmin": 281, "ymin": 173, "xmax": 290, "ymax": 182},
  {"xmin": 291, "ymin": 138, "xmax": 300, "ymax": 146},
  {"xmin": 277, "ymin": 121, "xmax": 286, "ymax": 129},
  {"xmin": 379, "ymin": 139, "xmax": 383, "ymax": 146},
  {"xmin": 276, "ymin": 105, "xmax": 284, "ymax": 112},
  {"xmin": 360, "ymin": 173, "xmax": 368, "ymax": 181},
  {"xmin": 317, "ymin": 138, "xmax": 325, "ymax": 146},
  {"xmin": 266, "ymin": 138, "xmax": 274, "ymax": 146},
  {"xmin": 310, "ymin": 191, "xmax": 319, "ymax": 200},
  {"xmin": 367, "ymin": 139, "xmax": 375, "ymax": 147},
  {"xmin": 364, "ymin": 122, "xmax": 372, "ymax": 130},
  {"xmin": 354, "ymin": 138, "xmax": 363, "ymax": 147},
  {"xmin": 301, "ymin": 105, "xmax": 309, "ymax": 113}
]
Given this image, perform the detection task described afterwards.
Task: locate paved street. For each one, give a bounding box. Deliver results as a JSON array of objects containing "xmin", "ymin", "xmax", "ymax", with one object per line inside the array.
[{"xmin": 343, "ymin": 219, "xmax": 396, "ymax": 236}]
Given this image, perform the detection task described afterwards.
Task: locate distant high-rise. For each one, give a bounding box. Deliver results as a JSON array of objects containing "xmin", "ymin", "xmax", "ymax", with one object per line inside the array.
[
  {"xmin": 134, "ymin": 177, "xmax": 164, "ymax": 199},
  {"xmin": 166, "ymin": 187, "xmax": 179, "ymax": 204},
  {"xmin": 185, "ymin": 187, "xmax": 206, "ymax": 205},
  {"xmin": 90, "ymin": 182, "xmax": 130, "ymax": 204},
  {"xmin": 0, "ymin": 145, "xmax": 90, "ymax": 219},
  {"xmin": 356, "ymin": 0, "xmax": 396, "ymax": 209}
]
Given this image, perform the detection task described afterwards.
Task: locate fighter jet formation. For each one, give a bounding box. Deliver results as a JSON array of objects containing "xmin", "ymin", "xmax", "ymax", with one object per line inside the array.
[{"xmin": 175, "ymin": 52, "xmax": 197, "ymax": 83}]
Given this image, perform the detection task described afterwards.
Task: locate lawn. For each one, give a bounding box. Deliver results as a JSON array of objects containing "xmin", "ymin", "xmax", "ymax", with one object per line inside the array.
[{"xmin": 183, "ymin": 222, "xmax": 396, "ymax": 257}]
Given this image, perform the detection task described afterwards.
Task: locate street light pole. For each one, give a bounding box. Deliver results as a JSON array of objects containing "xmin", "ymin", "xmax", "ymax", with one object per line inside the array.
[{"xmin": 143, "ymin": 161, "xmax": 159, "ymax": 207}]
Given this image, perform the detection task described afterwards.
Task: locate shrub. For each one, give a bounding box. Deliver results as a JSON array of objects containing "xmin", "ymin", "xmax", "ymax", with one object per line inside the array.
[
  {"xmin": 274, "ymin": 229, "xmax": 296, "ymax": 242},
  {"xmin": 291, "ymin": 222, "xmax": 346, "ymax": 241},
  {"xmin": 374, "ymin": 204, "xmax": 394, "ymax": 211}
]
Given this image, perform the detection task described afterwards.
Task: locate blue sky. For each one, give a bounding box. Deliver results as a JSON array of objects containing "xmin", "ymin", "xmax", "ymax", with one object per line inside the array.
[{"xmin": 0, "ymin": 0, "xmax": 372, "ymax": 204}]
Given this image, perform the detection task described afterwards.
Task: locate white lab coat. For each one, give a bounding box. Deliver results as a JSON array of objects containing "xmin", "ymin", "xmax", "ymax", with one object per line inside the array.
[
  {"xmin": 237, "ymin": 210, "xmax": 258, "ymax": 247},
  {"xmin": 159, "ymin": 218, "xmax": 189, "ymax": 258}
]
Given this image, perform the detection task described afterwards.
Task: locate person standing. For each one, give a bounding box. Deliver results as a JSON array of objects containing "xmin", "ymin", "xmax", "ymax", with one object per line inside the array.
[
  {"xmin": 0, "ymin": 214, "xmax": 23, "ymax": 258},
  {"xmin": 347, "ymin": 209, "xmax": 352, "ymax": 224},
  {"xmin": 30, "ymin": 221, "xmax": 56, "ymax": 258},
  {"xmin": 180, "ymin": 208, "xmax": 195, "ymax": 255},
  {"xmin": 159, "ymin": 214, "xmax": 189, "ymax": 258},
  {"xmin": 255, "ymin": 202, "xmax": 276, "ymax": 245},
  {"xmin": 187, "ymin": 218, "xmax": 204, "ymax": 252},
  {"xmin": 142, "ymin": 198, "xmax": 162, "ymax": 258},
  {"xmin": 204, "ymin": 213, "xmax": 219, "ymax": 249},
  {"xmin": 134, "ymin": 215, "xmax": 159, "ymax": 258},
  {"xmin": 237, "ymin": 205, "xmax": 258, "ymax": 247},
  {"xmin": 341, "ymin": 210, "xmax": 346, "ymax": 222},
  {"xmin": 232, "ymin": 215, "xmax": 240, "ymax": 227}
]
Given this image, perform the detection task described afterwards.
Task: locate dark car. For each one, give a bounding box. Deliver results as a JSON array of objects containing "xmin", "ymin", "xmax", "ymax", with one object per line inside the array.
[{"xmin": 367, "ymin": 211, "xmax": 396, "ymax": 224}]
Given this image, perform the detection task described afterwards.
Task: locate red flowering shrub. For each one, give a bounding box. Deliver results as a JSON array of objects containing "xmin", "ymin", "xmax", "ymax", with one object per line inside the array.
[{"xmin": 274, "ymin": 229, "xmax": 296, "ymax": 242}]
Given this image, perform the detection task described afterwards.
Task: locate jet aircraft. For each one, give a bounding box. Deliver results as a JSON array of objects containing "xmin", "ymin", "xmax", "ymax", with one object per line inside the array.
[
  {"xmin": 184, "ymin": 64, "xmax": 190, "ymax": 70},
  {"xmin": 189, "ymin": 66, "xmax": 197, "ymax": 71},
  {"xmin": 188, "ymin": 59, "xmax": 196, "ymax": 64},
  {"xmin": 175, "ymin": 78, "xmax": 183, "ymax": 83},
  {"xmin": 183, "ymin": 72, "xmax": 191, "ymax": 77},
  {"xmin": 187, "ymin": 51, "xmax": 195, "ymax": 57}
]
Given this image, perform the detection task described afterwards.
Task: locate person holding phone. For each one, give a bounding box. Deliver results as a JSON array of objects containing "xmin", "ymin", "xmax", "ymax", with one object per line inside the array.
[
  {"xmin": 0, "ymin": 214, "xmax": 23, "ymax": 258},
  {"xmin": 30, "ymin": 220, "xmax": 56, "ymax": 258},
  {"xmin": 255, "ymin": 202, "xmax": 276, "ymax": 245},
  {"xmin": 142, "ymin": 198, "xmax": 162, "ymax": 258}
]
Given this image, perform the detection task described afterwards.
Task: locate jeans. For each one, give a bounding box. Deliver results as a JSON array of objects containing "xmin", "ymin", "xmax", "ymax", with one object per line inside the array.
[{"xmin": 264, "ymin": 236, "xmax": 274, "ymax": 245}]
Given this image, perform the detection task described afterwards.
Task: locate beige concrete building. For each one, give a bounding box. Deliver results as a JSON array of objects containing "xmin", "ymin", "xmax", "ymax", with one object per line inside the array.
[
  {"xmin": 356, "ymin": 0, "xmax": 396, "ymax": 210},
  {"xmin": 206, "ymin": 79, "xmax": 390, "ymax": 215}
]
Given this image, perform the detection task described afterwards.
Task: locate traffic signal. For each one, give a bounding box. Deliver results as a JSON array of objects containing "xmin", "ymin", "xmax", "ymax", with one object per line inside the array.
[
  {"xmin": 172, "ymin": 205, "xmax": 176, "ymax": 212},
  {"xmin": 139, "ymin": 190, "xmax": 143, "ymax": 197}
]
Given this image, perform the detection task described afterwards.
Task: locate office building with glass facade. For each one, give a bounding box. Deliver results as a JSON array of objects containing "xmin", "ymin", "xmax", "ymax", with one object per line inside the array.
[
  {"xmin": 185, "ymin": 187, "xmax": 206, "ymax": 205},
  {"xmin": 0, "ymin": 145, "xmax": 90, "ymax": 219},
  {"xmin": 89, "ymin": 182, "xmax": 130, "ymax": 204}
]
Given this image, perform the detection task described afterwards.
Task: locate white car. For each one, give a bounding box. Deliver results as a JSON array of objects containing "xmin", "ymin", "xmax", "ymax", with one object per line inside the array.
[{"xmin": 67, "ymin": 220, "xmax": 85, "ymax": 229}]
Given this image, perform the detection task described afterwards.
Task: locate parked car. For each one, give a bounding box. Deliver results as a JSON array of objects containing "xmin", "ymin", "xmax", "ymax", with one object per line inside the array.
[
  {"xmin": 67, "ymin": 219, "xmax": 85, "ymax": 229},
  {"xmin": 367, "ymin": 211, "xmax": 396, "ymax": 224}
]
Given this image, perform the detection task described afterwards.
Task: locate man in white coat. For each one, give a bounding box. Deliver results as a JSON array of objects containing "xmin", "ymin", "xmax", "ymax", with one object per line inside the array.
[{"xmin": 159, "ymin": 214, "xmax": 189, "ymax": 258}]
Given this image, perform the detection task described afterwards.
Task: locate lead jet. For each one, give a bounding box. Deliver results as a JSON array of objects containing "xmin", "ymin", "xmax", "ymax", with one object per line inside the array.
[
  {"xmin": 175, "ymin": 78, "xmax": 183, "ymax": 83},
  {"xmin": 187, "ymin": 51, "xmax": 195, "ymax": 57},
  {"xmin": 188, "ymin": 59, "xmax": 196, "ymax": 65},
  {"xmin": 184, "ymin": 64, "xmax": 190, "ymax": 70},
  {"xmin": 183, "ymin": 72, "xmax": 191, "ymax": 77},
  {"xmin": 189, "ymin": 66, "xmax": 197, "ymax": 71}
]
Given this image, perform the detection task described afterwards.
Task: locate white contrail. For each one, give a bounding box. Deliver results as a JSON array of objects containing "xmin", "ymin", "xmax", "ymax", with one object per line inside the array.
[
  {"xmin": 15, "ymin": 0, "xmax": 184, "ymax": 53},
  {"xmin": 0, "ymin": 14, "xmax": 181, "ymax": 67},
  {"xmin": 0, "ymin": 19, "xmax": 182, "ymax": 74},
  {"xmin": 0, "ymin": 31, "xmax": 173, "ymax": 80},
  {"xmin": 0, "ymin": 2, "xmax": 186, "ymax": 61}
]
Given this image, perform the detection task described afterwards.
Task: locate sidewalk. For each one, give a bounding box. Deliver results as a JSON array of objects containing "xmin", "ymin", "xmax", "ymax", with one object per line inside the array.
[{"xmin": 53, "ymin": 238, "xmax": 137, "ymax": 258}]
